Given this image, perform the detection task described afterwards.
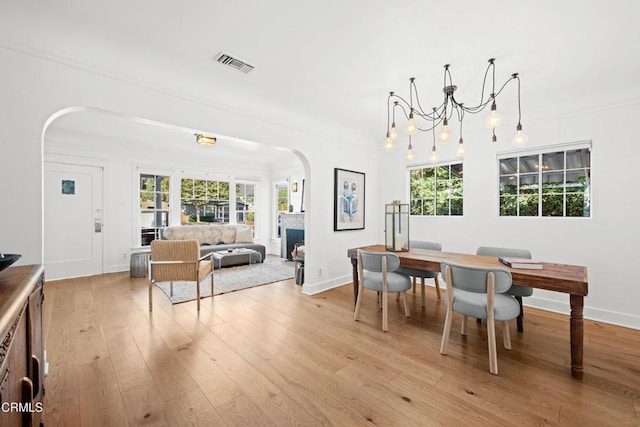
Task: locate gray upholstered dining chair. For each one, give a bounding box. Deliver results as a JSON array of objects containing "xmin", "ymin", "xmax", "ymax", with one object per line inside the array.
[
  {"xmin": 439, "ymin": 260, "xmax": 520, "ymax": 375},
  {"xmin": 148, "ymin": 239, "xmax": 214, "ymax": 311},
  {"xmin": 354, "ymin": 250, "xmax": 411, "ymax": 332},
  {"xmin": 396, "ymin": 240, "xmax": 442, "ymax": 306},
  {"xmin": 476, "ymin": 246, "xmax": 533, "ymax": 332}
]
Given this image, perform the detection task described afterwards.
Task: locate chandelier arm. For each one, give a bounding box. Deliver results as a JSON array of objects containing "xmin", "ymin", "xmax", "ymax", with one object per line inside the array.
[
  {"xmin": 450, "ymin": 94, "xmax": 486, "ymax": 114},
  {"xmin": 453, "ymin": 103, "xmax": 464, "ymax": 122},
  {"xmin": 515, "ymin": 74, "xmax": 523, "ymax": 125},
  {"xmin": 386, "ymin": 93, "xmax": 392, "ymax": 132},
  {"xmin": 457, "ymin": 72, "xmax": 516, "ymax": 113},
  {"xmin": 447, "ymin": 105, "xmax": 456, "ymax": 122},
  {"xmin": 392, "ymin": 101, "xmax": 397, "ymax": 125},
  {"xmin": 409, "ymin": 78, "xmax": 417, "ymax": 112},
  {"xmin": 457, "ymin": 95, "xmax": 492, "ymax": 113},
  {"xmin": 389, "ymin": 93, "xmax": 414, "ymax": 111},
  {"xmin": 415, "ymin": 117, "xmax": 443, "ymax": 133},
  {"xmin": 491, "ymin": 59, "xmax": 496, "ymax": 97},
  {"xmin": 412, "ymin": 89, "xmax": 432, "ymax": 117},
  {"xmin": 394, "ymin": 102, "xmax": 411, "ymax": 120},
  {"xmin": 431, "ymin": 107, "xmax": 437, "ymax": 151},
  {"xmin": 444, "ymin": 66, "xmax": 454, "ymax": 94},
  {"xmin": 413, "ymin": 100, "xmax": 446, "ymax": 120},
  {"xmin": 466, "ymin": 60, "xmax": 494, "ymax": 110}
]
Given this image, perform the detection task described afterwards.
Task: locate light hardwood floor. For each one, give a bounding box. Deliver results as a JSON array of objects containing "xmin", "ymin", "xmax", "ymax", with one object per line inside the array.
[{"xmin": 42, "ymin": 272, "xmax": 639, "ymax": 426}]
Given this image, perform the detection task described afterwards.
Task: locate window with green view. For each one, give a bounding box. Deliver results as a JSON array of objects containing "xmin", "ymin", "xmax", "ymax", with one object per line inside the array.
[
  {"xmin": 499, "ymin": 146, "xmax": 590, "ymax": 217},
  {"xmin": 180, "ymin": 178, "xmax": 230, "ymax": 224},
  {"xmin": 409, "ymin": 163, "xmax": 463, "ymax": 216},
  {"xmin": 236, "ymin": 182, "xmax": 256, "ymax": 232},
  {"xmin": 140, "ymin": 174, "xmax": 170, "ymax": 245}
]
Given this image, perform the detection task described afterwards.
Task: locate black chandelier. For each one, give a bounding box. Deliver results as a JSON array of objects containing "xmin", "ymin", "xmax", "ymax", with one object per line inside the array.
[{"xmin": 385, "ymin": 58, "xmax": 527, "ymax": 162}]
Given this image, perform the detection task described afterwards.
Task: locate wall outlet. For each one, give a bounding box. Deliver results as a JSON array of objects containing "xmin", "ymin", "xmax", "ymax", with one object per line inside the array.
[
  {"xmin": 122, "ymin": 252, "xmax": 128, "ymax": 259},
  {"xmin": 318, "ymin": 268, "xmax": 322, "ymax": 276}
]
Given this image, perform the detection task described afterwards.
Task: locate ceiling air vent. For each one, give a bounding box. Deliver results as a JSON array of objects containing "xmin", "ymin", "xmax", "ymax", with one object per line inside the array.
[{"xmin": 214, "ymin": 52, "xmax": 254, "ymax": 74}]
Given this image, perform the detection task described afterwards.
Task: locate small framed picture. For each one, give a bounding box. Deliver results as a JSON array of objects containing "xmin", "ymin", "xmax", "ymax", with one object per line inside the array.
[{"xmin": 334, "ymin": 168, "xmax": 365, "ymax": 231}]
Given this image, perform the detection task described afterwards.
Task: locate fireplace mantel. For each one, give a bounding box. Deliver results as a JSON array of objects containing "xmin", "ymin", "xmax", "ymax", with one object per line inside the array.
[{"xmin": 281, "ymin": 213, "xmax": 305, "ymax": 258}]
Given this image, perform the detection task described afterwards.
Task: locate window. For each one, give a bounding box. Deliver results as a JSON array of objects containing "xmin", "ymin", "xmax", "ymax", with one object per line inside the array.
[
  {"xmin": 275, "ymin": 182, "xmax": 289, "ymax": 238},
  {"xmin": 499, "ymin": 146, "xmax": 591, "ymax": 217},
  {"xmin": 236, "ymin": 182, "xmax": 256, "ymax": 231},
  {"xmin": 140, "ymin": 174, "xmax": 170, "ymax": 246},
  {"xmin": 180, "ymin": 178, "xmax": 230, "ymax": 224},
  {"xmin": 409, "ymin": 163, "xmax": 463, "ymax": 216}
]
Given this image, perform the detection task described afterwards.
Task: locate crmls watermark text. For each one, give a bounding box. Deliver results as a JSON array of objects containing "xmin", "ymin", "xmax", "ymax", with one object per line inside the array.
[{"xmin": 1, "ymin": 402, "xmax": 44, "ymax": 413}]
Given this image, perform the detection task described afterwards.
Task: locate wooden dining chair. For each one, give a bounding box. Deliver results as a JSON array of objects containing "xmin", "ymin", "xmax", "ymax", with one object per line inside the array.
[
  {"xmin": 354, "ymin": 250, "xmax": 411, "ymax": 332},
  {"xmin": 148, "ymin": 239, "xmax": 214, "ymax": 311},
  {"xmin": 439, "ymin": 260, "xmax": 520, "ymax": 375},
  {"xmin": 396, "ymin": 240, "xmax": 443, "ymax": 306},
  {"xmin": 476, "ymin": 246, "xmax": 533, "ymax": 332}
]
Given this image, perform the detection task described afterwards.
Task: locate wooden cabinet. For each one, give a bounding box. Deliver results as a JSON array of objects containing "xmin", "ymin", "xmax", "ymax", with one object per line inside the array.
[{"xmin": 0, "ymin": 265, "xmax": 45, "ymax": 427}]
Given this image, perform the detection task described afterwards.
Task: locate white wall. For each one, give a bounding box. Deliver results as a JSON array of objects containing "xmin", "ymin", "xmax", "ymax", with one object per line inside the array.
[
  {"xmin": 0, "ymin": 46, "xmax": 378, "ymax": 294},
  {"xmin": 377, "ymin": 104, "xmax": 640, "ymax": 329}
]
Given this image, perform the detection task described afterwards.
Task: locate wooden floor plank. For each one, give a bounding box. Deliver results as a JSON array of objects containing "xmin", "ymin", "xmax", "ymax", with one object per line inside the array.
[{"xmin": 41, "ymin": 272, "xmax": 640, "ymax": 426}]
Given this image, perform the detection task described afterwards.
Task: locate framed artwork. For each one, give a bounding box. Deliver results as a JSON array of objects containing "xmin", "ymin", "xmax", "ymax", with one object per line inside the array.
[
  {"xmin": 334, "ymin": 168, "xmax": 365, "ymax": 231},
  {"xmin": 61, "ymin": 180, "xmax": 75, "ymax": 195}
]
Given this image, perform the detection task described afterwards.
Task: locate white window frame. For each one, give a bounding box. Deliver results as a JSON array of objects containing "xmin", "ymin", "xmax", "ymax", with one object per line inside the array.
[
  {"xmin": 179, "ymin": 177, "xmax": 231, "ymax": 224},
  {"xmin": 136, "ymin": 168, "xmax": 173, "ymax": 246},
  {"xmin": 497, "ymin": 140, "xmax": 592, "ymax": 218},
  {"xmin": 235, "ymin": 180, "xmax": 258, "ymax": 232},
  {"xmin": 407, "ymin": 161, "xmax": 464, "ymax": 217},
  {"xmin": 273, "ymin": 180, "xmax": 290, "ymax": 239}
]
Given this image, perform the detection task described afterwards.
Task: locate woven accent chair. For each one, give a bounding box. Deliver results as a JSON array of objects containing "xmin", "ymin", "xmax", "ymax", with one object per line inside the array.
[
  {"xmin": 148, "ymin": 240, "xmax": 214, "ymax": 311},
  {"xmin": 396, "ymin": 240, "xmax": 443, "ymax": 306},
  {"xmin": 476, "ymin": 246, "xmax": 533, "ymax": 332},
  {"xmin": 439, "ymin": 260, "xmax": 520, "ymax": 375},
  {"xmin": 354, "ymin": 250, "xmax": 411, "ymax": 332}
]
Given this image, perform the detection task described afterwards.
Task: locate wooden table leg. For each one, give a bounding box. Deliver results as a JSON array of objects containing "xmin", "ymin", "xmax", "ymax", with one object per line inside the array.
[
  {"xmin": 570, "ymin": 294, "xmax": 584, "ymax": 379},
  {"xmin": 351, "ymin": 257, "xmax": 359, "ymax": 305}
]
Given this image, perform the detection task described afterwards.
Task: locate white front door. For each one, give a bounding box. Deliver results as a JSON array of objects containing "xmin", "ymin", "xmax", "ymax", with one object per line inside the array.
[{"xmin": 44, "ymin": 162, "xmax": 103, "ymax": 280}]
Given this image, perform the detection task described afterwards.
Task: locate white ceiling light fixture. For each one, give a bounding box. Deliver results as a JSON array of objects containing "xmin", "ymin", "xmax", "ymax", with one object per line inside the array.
[
  {"xmin": 385, "ymin": 58, "xmax": 527, "ymax": 160},
  {"xmin": 195, "ymin": 133, "xmax": 216, "ymax": 145}
]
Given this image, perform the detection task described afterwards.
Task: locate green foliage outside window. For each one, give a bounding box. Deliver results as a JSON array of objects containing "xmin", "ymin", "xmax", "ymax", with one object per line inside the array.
[
  {"xmin": 139, "ymin": 174, "xmax": 170, "ymax": 245},
  {"xmin": 180, "ymin": 178, "xmax": 230, "ymax": 224},
  {"xmin": 499, "ymin": 148, "xmax": 590, "ymax": 217},
  {"xmin": 277, "ymin": 186, "xmax": 289, "ymax": 211},
  {"xmin": 236, "ymin": 182, "xmax": 256, "ymax": 228},
  {"xmin": 410, "ymin": 163, "xmax": 463, "ymax": 216}
]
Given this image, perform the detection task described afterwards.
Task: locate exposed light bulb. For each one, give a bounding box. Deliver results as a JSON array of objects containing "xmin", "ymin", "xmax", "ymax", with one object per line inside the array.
[
  {"xmin": 429, "ymin": 147, "xmax": 437, "ymax": 163},
  {"xmin": 384, "ymin": 134, "xmax": 394, "ymax": 152},
  {"xmin": 485, "ymin": 101, "xmax": 503, "ymax": 129},
  {"xmin": 389, "ymin": 123, "xmax": 397, "ymax": 141},
  {"xmin": 457, "ymin": 138, "xmax": 465, "ymax": 156},
  {"xmin": 405, "ymin": 116, "xmax": 417, "ymax": 135},
  {"xmin": 437, "ymin": 121, "xmax": 452, "ymax": 143},
  {"xmin": 512, "ymin": 124, "xmax": 528, "ymax": 147},
  {"xmin": 406, "ymin": 147, "xmax": 415, "ymax": 160}
]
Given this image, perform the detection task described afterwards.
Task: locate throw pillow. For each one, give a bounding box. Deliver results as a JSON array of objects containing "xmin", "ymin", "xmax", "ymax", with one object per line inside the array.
[{"xmin": 235, "ymin": 226, "xmax": 254, "ymax": 243}]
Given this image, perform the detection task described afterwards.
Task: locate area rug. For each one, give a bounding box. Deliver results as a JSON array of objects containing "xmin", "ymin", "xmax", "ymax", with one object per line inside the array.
[{"xmin": 156, "ymin": 259, "xmax": 294, "ymax": 304}]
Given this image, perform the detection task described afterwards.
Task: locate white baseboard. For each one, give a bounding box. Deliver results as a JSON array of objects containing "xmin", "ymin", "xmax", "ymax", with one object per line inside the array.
[
  {"xmin": 526, "ymin": 296, "xmax": 640, "ymax": 330},
  {"xmin": 108, "ymin": 264, "xmax": 129, "ymax": 273},
  {"xmin": 303, "ymin": 279, "xmax": 640, "ymax": 331},
  {"xmin": 302, "ymin": 275, "xmax": 351, "ymax": 295}
]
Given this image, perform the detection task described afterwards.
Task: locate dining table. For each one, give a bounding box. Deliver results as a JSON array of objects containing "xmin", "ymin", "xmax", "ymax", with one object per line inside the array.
[{"xmin": 347, "ymin": 244, "xmax": 589, "ymax": 379}]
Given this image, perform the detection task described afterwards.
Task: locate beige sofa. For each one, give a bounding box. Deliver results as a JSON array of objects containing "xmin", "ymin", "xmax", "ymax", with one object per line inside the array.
[{"xmin": 163, "ymin": 224, "xmax": 266, "ymax": 267}]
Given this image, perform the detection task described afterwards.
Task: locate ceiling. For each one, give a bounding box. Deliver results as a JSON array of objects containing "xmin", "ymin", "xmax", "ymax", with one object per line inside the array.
[{"xmin": 2, "ymin": 0, "xmax": 639, "ymax": 155}]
